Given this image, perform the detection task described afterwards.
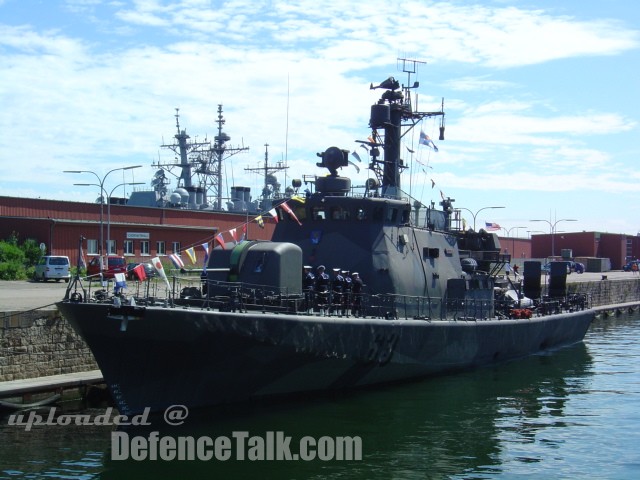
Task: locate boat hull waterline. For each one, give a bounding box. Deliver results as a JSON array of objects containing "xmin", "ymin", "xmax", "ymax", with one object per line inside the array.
[{"xmin": 57, "ymin": 302, "xmax": 594, "ymax": 415}]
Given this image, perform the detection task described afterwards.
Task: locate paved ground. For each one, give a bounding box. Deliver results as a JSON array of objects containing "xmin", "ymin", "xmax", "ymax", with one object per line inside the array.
[
  {"xmin": 1, "ymin": 271, "xmax": 637, "ymax": 312},
  {"xmin": 0, "ymin": 279, "xmax": 72, "ymax": 312}
]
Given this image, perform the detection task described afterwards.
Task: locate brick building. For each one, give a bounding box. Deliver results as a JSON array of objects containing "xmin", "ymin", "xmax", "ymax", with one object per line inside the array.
[
  {"xmin": 1, "ymin": 196, "xmax": 275, "ymax": 266},
  {"xmin": 529, "ymin": 231, "xmax": 639, "ymax": 270},
  {"xmin": 3, "ymin": 196, "xmax": 637, "ymax": 271}
]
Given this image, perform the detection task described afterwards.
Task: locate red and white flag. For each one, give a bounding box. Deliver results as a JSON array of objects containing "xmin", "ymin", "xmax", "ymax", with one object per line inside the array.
[
  {"xmin": 132, "ymin": 263, "xmax": 147, "ymax": 281},
  {"xmin": 215, "ymin": 233, "xmax": 226, "ymax": 249},
  {"xmin": 280, "ymin": 202, "xmax": 301, "ymax": 226},
  {"xmin": 151, "ymin": 256, "xmax": 171, "ymax": 291}
]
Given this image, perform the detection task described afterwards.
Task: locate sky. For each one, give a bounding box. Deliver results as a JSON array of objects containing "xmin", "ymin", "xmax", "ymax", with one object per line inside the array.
[{"xmin": 1, "ymin": 0, "xmax": 639, "ymax": 236}]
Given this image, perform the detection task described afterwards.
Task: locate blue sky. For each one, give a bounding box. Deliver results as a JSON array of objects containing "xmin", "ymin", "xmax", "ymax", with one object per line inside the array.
[{"xmin": 1, "ymin": 0, "xmax": 638, "ymax": 236}]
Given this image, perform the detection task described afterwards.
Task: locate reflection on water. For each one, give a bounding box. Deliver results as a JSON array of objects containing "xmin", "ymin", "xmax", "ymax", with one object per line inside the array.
[{"xmin": 1, "ymin": 311, "xmax": 639, "ymax": 479}]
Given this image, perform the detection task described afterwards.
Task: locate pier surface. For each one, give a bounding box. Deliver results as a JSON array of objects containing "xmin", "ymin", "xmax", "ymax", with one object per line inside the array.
[{"xmin": 0, "ymin": 370, "xmax": 103, "ymax": 397}]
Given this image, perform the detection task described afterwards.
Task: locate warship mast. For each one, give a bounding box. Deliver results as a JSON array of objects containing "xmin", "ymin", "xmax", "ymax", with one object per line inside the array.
[
  {"xmin": 368, "ymin": 58, "xmax": 445, "ymax": 199},
  {"xmin": 153, "ymin": 106, "xmax": 249, "ymax": 210},
  {"xmin": 154, "ymin": 108, "xmax": 211, "ymax": 207},
  {"xmin": 210, "ymin": 104, "xmax": 249, "ymax": 210},
  {"xmin": 244, "ymin": 143, "xmax": 289, "ymax": 211}
]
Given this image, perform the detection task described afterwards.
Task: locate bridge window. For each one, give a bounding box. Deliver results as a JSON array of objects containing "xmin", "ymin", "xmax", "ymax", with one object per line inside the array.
[
  {"xmin": 312, "ymin": 207, "xmax": 326, "ymax": 220},
  {"xmin": 330, "ymin": 206, "xmax": 350, "ymax": 220}
]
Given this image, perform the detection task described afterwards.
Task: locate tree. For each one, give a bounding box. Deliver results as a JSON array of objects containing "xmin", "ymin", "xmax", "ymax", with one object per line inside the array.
[
  {"xmin": 0, "ymin": 232, "xmax": 41, "ymax": 280},
  {"xmin": 0, "ymin": 239, "xmax": 26, "ymax": 280}
]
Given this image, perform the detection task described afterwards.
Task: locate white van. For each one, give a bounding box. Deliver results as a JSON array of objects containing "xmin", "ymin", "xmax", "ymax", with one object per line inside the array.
[{"xmin": 34, "ymin": 255, "xmax": 71, "ymax": 282}]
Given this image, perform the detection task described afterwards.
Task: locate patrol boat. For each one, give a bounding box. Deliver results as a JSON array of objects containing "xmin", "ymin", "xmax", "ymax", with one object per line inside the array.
[{"xmin": 58, "ymin": 63, "xmax": 594, "ymax": 415}]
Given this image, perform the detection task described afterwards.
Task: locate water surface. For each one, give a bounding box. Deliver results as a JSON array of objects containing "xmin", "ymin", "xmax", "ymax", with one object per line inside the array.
[{"xmin": 1, "ymin": 311, "xmax": 639, "ymax": 479}]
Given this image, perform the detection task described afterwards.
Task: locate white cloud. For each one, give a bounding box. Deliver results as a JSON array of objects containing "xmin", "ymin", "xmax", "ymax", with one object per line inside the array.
[{"xmin": 1, "ymin": 0, "xmax": 639, "ymax": 233}]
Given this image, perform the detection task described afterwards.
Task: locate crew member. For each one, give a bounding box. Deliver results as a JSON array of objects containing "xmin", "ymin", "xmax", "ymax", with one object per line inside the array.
[
  {"xmin": 331, "ymin": 268, "xmax": 345, "ymax": 315},
  {"xmin": 303, "ymin": 265, "xmax": 315, "ymax": 313},
  {"xmin": 342, "ymin": 270, "xmax": 352, "ymax": 315},
  {"xmin": 351, "ymin": 272, "xmax": 363, "ymax": 317},
  {"xmin": 315, "ymin": 265, "xmax": 330, "ymax": 315}
]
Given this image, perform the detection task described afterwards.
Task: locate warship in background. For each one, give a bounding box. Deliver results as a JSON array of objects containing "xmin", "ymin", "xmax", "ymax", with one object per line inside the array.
[
  {"xmin": 59, "ymin": 60, "xmax": 595, "ymax": 416},
  {"xmin": 126, "ymin": 105, "xmax": 291, "ymax": 214}
]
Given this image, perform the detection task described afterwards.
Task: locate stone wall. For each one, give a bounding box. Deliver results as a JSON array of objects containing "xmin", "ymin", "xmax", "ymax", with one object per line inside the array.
[
  {"xmin": 568, "ymin": 278, "xmax": 640, "ymax": 307},
  {"xmin": 0, "ymin": 309, "xmax": 98, "ymax": 381}
]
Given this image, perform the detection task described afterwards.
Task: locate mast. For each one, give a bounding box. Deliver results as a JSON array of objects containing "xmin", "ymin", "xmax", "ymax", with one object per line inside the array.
[
  {"xmin": 244, "ymin": 143, "xmax": 289, "ymax": 210},
  {"xmin": 368, "ymin": 58, "xmax": 445, "ymax": 199},
  {"xmin": 155, "ymin": 109, "xmax": 211, "ymax": 208},
  {"xmin": 211, "ymin": 105, "xmax": 249, "ymax": 210},
  {"xmin": 154, "ymin": 106, "xmax": 249, "ymax": 209}
]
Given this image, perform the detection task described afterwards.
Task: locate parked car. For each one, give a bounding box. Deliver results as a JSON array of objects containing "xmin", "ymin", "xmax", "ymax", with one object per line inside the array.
[
  {"xmin": 34, "ymin": 255, "xmax": 71, "ymax": 282},
  {"xmin": 542, "ymin": 261, "xmax": 582, "ymax": 274},
  {"xmin": 86, "ymin": 255, "xmax": 127, "ymax": 279},
  {"xmin": 126, "ymin": 262, "xmax": 157, "ymax": 280},
  {"xmin": 570, "ymin": 261, "xmax": 585, "ymax": 273}
]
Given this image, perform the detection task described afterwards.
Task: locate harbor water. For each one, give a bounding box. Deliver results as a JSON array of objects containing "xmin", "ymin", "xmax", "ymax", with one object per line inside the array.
[{"xmin": 1, "ymin": 310, "xmax": 639, "ymax": 479}]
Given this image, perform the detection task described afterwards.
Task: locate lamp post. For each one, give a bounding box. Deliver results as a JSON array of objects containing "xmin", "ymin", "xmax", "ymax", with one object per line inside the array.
[
  {"xmin": 64, "ymin": 165, "xmax": 142, "ymax": 256},
  {"xmin": 458, "ymin": 206, "xmax": 505, "ymax": 231},
  {"xmin": 107, "ymin": 182, "xmax": 144, "ymax": 254},
  {"xmin": 502, "ymin": 226, "xmax": 526, "ymax": 257},
  {"xmin": 529, "ymin": 218, "xmax": 577, "ymax": 258}
]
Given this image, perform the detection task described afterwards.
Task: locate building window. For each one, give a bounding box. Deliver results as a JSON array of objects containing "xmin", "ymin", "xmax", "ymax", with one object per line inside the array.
[
  {"xmin": 141, "ymin": 240, "xmax": 150, "ymax": 256},
  {"xmin": 87, "ymin": 239, "xmax": 98, "ymax": 255},
  {"xmin": 106, "ymin": 239, "xmax": 116, "ymax": 255},
  {"xmin": 124, "ymin": 240, "xmax": 134, "ymax": 255},
  {"xmin": 157, "ymin": 241, "xmax": 166, "ymax": 255},
  {"xmin": 172, "ymin": 241, "xmax": 181, "ymax": 254}
]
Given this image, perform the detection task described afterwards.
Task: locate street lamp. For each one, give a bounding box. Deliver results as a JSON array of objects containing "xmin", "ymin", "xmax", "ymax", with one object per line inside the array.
[
  {"xmin": 502, "ymin": 226, "xmax": 526, "ymax": 257},
  {"xmin": 529, "ymin": 218, "xmax": 577, "ymax": 258},
  {"xmin": 64, "ymin": 165, "xmax": 142, "ymax": 256},
  {"xmin": 107, "ymin": 182, "xmax": 144, "ymax": 254},
  {"xmin": 458, "ymin": 206, "xmax": 505, "ymax": 231}
]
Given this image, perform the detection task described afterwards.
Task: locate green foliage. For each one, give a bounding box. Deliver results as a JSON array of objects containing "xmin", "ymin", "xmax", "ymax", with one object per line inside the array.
[
  {"xmin": 22, "ymin": 238, "xmax": 42, "ymax": 266},
  {"xmin": 0, "ymin": 240, "xmax": 27, "ymax": 280},
  {"xmin": 0, "ymin": 232, "xmax": 42, "ymax": 280}
]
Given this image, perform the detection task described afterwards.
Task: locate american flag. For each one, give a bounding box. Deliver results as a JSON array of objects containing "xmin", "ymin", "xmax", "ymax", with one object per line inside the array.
[{"xmin": 485, "ymin": 222, "xmax": 501, "ymax": 231}]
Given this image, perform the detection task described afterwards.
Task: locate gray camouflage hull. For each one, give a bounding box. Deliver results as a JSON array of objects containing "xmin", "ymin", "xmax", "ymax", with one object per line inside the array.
[{"xmin": 57, "ymin": 302, "xmax": 594, "ymax": 415}]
